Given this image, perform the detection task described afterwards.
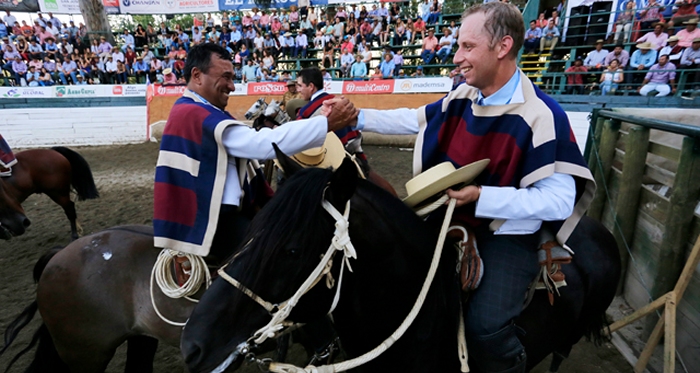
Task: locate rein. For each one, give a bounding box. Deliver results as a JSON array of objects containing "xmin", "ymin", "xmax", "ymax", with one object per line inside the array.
[{"xmin": 217, "ymin": 193, "xmax": 468, "ymax": 373}]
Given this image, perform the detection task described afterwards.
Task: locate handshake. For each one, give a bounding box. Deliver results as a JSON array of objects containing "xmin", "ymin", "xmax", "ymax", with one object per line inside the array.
[{"xmin": 321, "ymin": 97, "xmax": 361, "ymax": 132}]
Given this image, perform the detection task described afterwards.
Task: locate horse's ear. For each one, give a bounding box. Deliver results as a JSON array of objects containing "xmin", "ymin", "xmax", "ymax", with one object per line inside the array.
[
  {"xmin": 327, "ymin": 158, "xmax": 358, "ymax": 207},
  {"xmin": 273, "ymin": 143, "xmax": 303, "ymax": 177}
]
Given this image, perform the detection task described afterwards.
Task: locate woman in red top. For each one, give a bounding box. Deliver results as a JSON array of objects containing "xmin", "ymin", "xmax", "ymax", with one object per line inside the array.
[
  {"xmin": 535, "ymin": 13, "xmax": 548, "ymax": 28},
  {"xmin": 124, "ymin": 46, "xmax": 136, "ymax": 73}
]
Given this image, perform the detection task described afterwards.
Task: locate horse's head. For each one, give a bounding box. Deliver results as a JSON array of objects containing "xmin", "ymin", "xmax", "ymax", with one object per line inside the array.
[
  {"xmin": 0, "ymin": 180, "xmax": 30, "ymax": 239},
  {"xmin": 263, "ymin": 99, "xmax": 281, "ymax": 118},
  {"xmin": 244, "ymin": 97, "xmax": 268, "ymax": 120},
  {"xmin": 182, "ymin": 145, "xmax": 359, "ymax": 373}
]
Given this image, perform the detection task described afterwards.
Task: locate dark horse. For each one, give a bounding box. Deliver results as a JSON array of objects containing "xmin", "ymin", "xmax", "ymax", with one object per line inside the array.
[
  {"xmin": 181, "ymin": 148, "xmax": 621, "ymax": 373},
  {"xmin": 0, "ymin": 147, "xmax": 99, "ymax": 240}
]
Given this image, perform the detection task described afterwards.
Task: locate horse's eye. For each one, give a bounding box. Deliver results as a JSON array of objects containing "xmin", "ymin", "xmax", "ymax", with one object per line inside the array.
[{"xmin": 286, "ymin": 247, "xmax": 301, "ymax": 258}]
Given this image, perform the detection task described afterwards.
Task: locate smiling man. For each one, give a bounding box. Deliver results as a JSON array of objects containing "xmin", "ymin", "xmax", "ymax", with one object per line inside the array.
[
  {"xmin": 153, "ymin": 44, "xmax": 358, "ymax": 262},
  {"xmin": 327, "ymin": 3, "xmax": 595, "ymax": 372}
]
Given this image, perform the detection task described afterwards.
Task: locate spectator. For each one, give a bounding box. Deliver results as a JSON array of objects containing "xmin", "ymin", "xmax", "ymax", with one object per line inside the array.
[
  {"xmin": 38, "ymin": 67, "xmax": 53, "ymax": 86},
  {"xmin": 28, "ymin": 56, "xmax": 42, "ymax": 71},
  {"xmin": 36, "ymin": 26, "xmax": 52, "ymax": 44},
  {"xmin": 162, "ymin": 54, "xmax": 174, "ymax": 71},
  {"xmin": 299, "ymin": 14, "xmax": 312, "ymax": 35},
  {"xmin": 177, "ymin": 29, "xmax": 190, "ymax": 52},
  {"xmin": 565, "ymin": 58, "xmax": 588, "ymax": 94},
  {"xmin": 321, "ymin": 67, "xmax": 332, "ymax": 81},
  {"xmin": 393, "ymin": 48, "xmax": 404, "ymax": 76},
  {"xmin": 74, "ymin": 74, "xmax": 88, "ymax": 85},
  {"xmin": 233, "ymin": 62, "xmax": 242, "ymax": 82},
  {"xmin": 535, "ymin": 12, "xmax": 548, "ymax": 28},
  {"xmin": 58, "ymin": 55, "xmax": 80, "ymax": 85},
  {"xmin": 413, "ymin": 17, "xmax": 426, "ymax": 44},
  {"xmin": 639, "ymin": 0, "xmax": 666, "ymax": 31},
  {"xmin": 524, "ymin": 20, "xmax": 541, "ymax": 54},
  {"xmin": 149, "ymin": 56, "xmax": 162, "ymax": 83},
  {"xmin": 584, "ymin": 40, "xmax": 609, "ymax": 72},
  {"xmin": 379, "ymin": 53, "xmax": 395, "ymax": 78},
  {"xmin": 161, "ymin": 67, "xmax": 178, "ymax": 85},
  {"xmin": 134, "ymin": 24, "xmax": 147, "ymax": 48},
  {"xmin": 660, "ymin": 35, "xmax": 684, "ymax": 65},
  {"xmin": 67, "ymin": 21, "xmax": 79, "ymax": 43},
  {"xmin": 378, "ymin": 18, "xmax": 389, "ymax": 45},
  {"xmin": 679, "ymin": 37, "xmax": 700, "ymax": 86},
  {"xmin": 604, "ymin": 44, "xmax": 630, "ymax": 67},
  {"xmin": 360, "ymin": 19, "xmax": 373, "ymax": 44},
  {"xmin": 11, "ymin": 56, "xmax": 26, "ymax": 86},
  {"xmin": 133, "ymin": 56, "xmax": 148, "ymax": 83},
  {"xmin": 370, "ymin": 66, "xmax": 383, "ymax": 79},
  {"xmin": 10, "ymin": 22, "xmax": 21, "ymax": 42},
  {"xmin": 638, "ymin": 54, "xmax": 676, "ymax": 96},
  {"xmin": 103, "ymin": 55, "xmax": 117, "ymax": 84},
  {"xmin": 550, "ymin": 10, "xmax": 560, "ymax": 27},
  {"xmin": 669, "ymin": 0, "xmax": 698, "ymax": 29},
  {"xmin": 436, "ymin": 27, "xmax": 455, "ymax": 63},
  {"xmin": 322, "ymin": 40, "xmax": 334, "ymax": 68},
  {"xmin": 420, "ymin": 0, "xmax": 431, "ymax": 22},
  {"xmin": 3, "ymin": 11, "xmax": 16, "ymax": 32},
  {"xmin": 614, "ymin": 1, "xmax": 636, "ymax": 44},
  {"xmin": 412, "ymin": 65, "xmax": 425, "ymax": 77},
  {"xmin": 449, "ymin": 67, "xmax": 465, "ymax": 87},
  {"xmin": 340, "ymin": 48, "xmax": 353, "ymax": 77},
  {"xmin": 676, "ymin": 19, "xmax": 700, "ymax": 48},
  {"xmin": 421, "ymin": 28, "xmax": 438, "ymax": 64},
  {"xmin": 97, "ymin": 36, "xmax": 112, "ymax": 57},
  {"xmin": 427, "ymin": 0, "xmax": 441, "ymax": 25},
  {"xmin": 231, "ymin": 26, "xmax": 243, "ymax": 50},
  {"xmin": 636, "ymin": 22, "xmax": 669, "ymax": 50},
  {"xmin": 282, "ymin": 32, "xmax": 294, "ymax": 57},
  {"xmin": 350, "ymin": 53, "xmax": 367, "ymax": 80},
  {"xmin": 630, "ymin": 42, "xmax": 658, "ymax": 85},
  {"xmin": 28, "ymin": 39, "xmax": 43, "ymax": 60},
  {"xmin": 112, "ymin": 47, "xmax": 124, "ymax": 64},
  {"xmin": 42, "ymin": 56, "xmax": 57, "ymax": 80},
  {"xmin": 20, "ymin": 20, "xmax": 33, "ymax": 39},
  {"xmin": 116, "ymin": 60, "xmax": 127, "ymax": 84},
  {"xmin": 539, "ymin": 19, "xmax": 559, "ymax": 54},
  {"xmin": 141, "ymin": 45, "xmax": 155, "ymax": 65},
  {"xmin": 377, "ymin": 3, "xmax": 389, "ymax": 19},
  {"xmin": 600, "ymin": 58, "xmax": 624, "ymax": 95},
  {"xmin": 340, "ymin": 35, "xmax": 354, "ymax": 55},
  {"xmin": 192, "ymin": 26, "xmax": 203, "ymax": 45},
  {"xmin": 294, "ymin": 29, "xmax": 308, "ymax": 58},
  {"xmin": 120, "ymin": 29, "xmax": 135, "ymax": 52},
  {"xmin": 124, "ymin": 46, "xmax": 136, "ymax": 71},
  {"xmin": 251, "ymin": 30, "xmax": 263, "ymax": 52},
  {"xmin": 0, "ymin": 20, "xmax": 7, "ymax": 39},
  {"xmin": 393, "ymin": 19, "xmax": 407, "ymax": 46},
  {"xmin": 242, "ymin": 58, "xmax": 257, "ymax": 83}
]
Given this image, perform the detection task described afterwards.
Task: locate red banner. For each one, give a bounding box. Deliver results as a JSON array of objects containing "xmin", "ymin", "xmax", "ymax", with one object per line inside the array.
[
  {"xmin": 152, "ymin": 85, "xmax": 187, "ymax": 97},
  {"xmin": 247, "ymin": 82, "xmax": 288, "ymax": 95},
  {"xmin": 342, "ymin": 80, "xmax": 395, "ymax": 95}
]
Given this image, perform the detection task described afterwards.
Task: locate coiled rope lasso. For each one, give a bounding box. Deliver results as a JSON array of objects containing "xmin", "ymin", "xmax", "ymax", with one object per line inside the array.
[{"xmin": 150, "ymin": 249, "xmax": 212, "ymax": 326}]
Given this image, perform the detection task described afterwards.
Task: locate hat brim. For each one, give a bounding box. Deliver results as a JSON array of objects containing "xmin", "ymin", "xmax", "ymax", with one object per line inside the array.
[
  {"xmin": 275, "ymin": 132, "xmax": 345, "ymax": 170},
  {"xmin": 285, "ymin": 98, "xmax": 307, "ymax": 118},
  {"xmin": 403, "ymin": 159, "xmax": 490, "ymax": 207}
]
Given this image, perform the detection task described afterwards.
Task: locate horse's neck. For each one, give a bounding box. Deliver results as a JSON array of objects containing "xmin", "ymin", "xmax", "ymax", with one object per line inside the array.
[{"xmin": 330, "ymin": 210, "xmax": 460, "ymax": 372}]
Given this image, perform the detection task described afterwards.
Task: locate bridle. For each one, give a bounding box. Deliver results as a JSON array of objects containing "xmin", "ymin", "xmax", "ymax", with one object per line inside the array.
[{"xmin": 216, "ymin": 198, "xmax": 356, "ymax": 356}]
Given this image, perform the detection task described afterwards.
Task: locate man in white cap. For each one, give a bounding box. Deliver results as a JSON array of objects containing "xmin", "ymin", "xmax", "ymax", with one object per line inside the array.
[{"xmin": 325, "ymin": 4, "xmax": 595, "ymax": 371}]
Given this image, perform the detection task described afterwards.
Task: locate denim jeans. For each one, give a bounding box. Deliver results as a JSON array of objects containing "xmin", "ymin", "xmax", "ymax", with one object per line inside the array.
[
  {"xmin": 436, "ymin": 47, "xmax": 451, "ymax": 63},
  {"xmin": 421, "ymin": 50, "xmax": 435, "ymax": 64}
]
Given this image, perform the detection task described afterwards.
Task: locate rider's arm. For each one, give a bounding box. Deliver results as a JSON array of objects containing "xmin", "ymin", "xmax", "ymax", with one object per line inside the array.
[
  {"xmin": 221, "ymin": 116, "xmax": 327, "ymax": 160},
  {"xmin": 475, "ymin": 172, "xmax": 576, "ymax": 221},
  {"xmin": 353, "ymin": 108, "xmax": 419, "ymax": 135}
]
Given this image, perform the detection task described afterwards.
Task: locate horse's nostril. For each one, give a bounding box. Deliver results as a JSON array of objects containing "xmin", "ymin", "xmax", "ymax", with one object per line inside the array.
[
  {"xmin": 183, "ymin": 342, "xmax": 202, "ymax": 366},
  {"xmin": 22, "ymin": 218, "xmax": 31, "ymax": 228}
]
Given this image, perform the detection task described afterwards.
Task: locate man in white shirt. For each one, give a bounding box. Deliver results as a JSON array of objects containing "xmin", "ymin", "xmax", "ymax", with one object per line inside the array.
[
  {"xmin": 153, "ymin": 43, "xmax": 358, "ymax": 263},
  {"xmin": 121, "ymin": 29, "xmax": 135, "ymax": 53},
  {"xmin": 340, "ymin": 48, "xmax": 354, "ymax": 77},
  {"xmin": 324, "ymin": 4, "xmax": 594, "ymax": 372},
  {"xmin": 436, "ymin": 27, "xmax": 455, "ymax": 63},
  {"xmin": 584, "ymin": 39, "xmax": 609, "ymax": 72},
  {"xmin": 3, "ymin": 11, "xmax": 16, "ymax": 32},
  {"xmin": 104, "ymin": 55, "xmax": 118, "ymax": 84},
  {"xmin": 294, "ymin": 29, "xmax": 308, "ymax": 58},
  {"xmin": 253, "ymin": 31, "xmax": 265, "ymax": 52},
  {"xmin": 111, "ymin": 47, "xmax": 125, "ymax": 63}
]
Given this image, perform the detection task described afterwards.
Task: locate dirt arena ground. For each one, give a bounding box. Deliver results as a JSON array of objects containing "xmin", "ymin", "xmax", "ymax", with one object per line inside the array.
[{"xmin": 0, "ymin": 143, "xmax": 632, "ymax": 372}]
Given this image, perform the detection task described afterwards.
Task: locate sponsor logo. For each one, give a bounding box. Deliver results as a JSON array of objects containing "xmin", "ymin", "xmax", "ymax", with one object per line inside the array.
[
  {"xmin": 400, "ymin": 81, "xmax": 412, "ymax": 91},
  {"xmin": 343, "ymin": 81, "xmax": 394, "ymax": 94},
  {"xmin": 323, "ymin": 81, "xmax": 332, "ymax": 92},
  {"xmin": 156, "ymin": 85, "xmax": 186, "ymax": 96},
  {"xmin": 123, "ymin": 85, "xmax": 147, "ymax": 96},
  {"xmin": 247, "ymin": 82, "xmax": 286, "ymax": 95},
  {"xmin": 112, "ymin": 86, "xmax": 123, "ymax": 95},
  {"xmin": 2, "ymin": 89, "xmax": 20, "ymax": 98},
  {"xmin": 55, "ymin": 86, "xmax": 98, "ymax": 97},
  {"xmin": 122, "ymin": 0, "xmax": 130, "ymax": 5},
  {"xmin": 166, "ymin": 0, "xmax": 176, "ymax": 8},
  {"xmin": 398, "ymin": 79, "xmax": 450, "ymax": 92},
  {"xmin": 55, "ymin": 86, "xmax": 66, "ymax": 97}
]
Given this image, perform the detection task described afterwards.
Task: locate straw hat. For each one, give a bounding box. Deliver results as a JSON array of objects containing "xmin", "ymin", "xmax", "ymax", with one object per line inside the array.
[
  {"xmin": 284, "ymin": 32, "xmax": 292, "ymax": 37},
  {"xmin": 285, "ymin": 98, "xmax": 307, "ymax": 118},
  {"xmin": 286, "ymin": 79, "xmax": 296, "ymax": 86},
  {"xmin": 276, "ymin": 132, "xmax": 345, "ymax": 170},
  {"xmin": 682, "ymin": 18, "xmax": 698, "ymax": 25},
  {"xmin": 163, "ymin": 68, "xmax": 173, "ymax": 75},
  {"xmin": 694, "ymin": 37, "xmax": 700, "ymax": 43},
  {"xmin": 402, "ymin": 160, "xmax": 490, "ymax": 208},
  {"xmin": 667, "ymin": 35, "xmax": 680, "ymax": 42},
  {"xmin": 595, "ymin": 39, "xmax": 604, "ymax": 44},
  {"xmin": 636, "ymin": 42, "xmax": 653, "ymax": 50}
]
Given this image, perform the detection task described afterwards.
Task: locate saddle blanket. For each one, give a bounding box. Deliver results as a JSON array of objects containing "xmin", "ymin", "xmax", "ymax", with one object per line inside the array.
[{"xmin": 0, "ymin": 135, "xmax": 16, "ymax": 169}]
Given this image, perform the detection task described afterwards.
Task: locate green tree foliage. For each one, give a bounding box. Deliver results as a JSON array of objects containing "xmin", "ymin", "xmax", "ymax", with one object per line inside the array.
[{"xmin": 109, "ymin": 14, "xmax": 161, "ymax": 32}]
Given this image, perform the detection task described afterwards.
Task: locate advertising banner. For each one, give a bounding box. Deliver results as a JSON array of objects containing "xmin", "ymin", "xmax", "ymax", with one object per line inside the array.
[
  {"xmin": 393, "ymin": 77, "xmax": 452, "ymax": 94},
  {"xmin": 39, "ymin": 0, "xmax": 80, "ymax": 14},
  {"xmin": 342, "ymin": 80, "xmax": 395, "ymax": 95},
  {"xmin": 246, "ymin": 82, "xmax": 287, "ymax": 95},
  {"xmin": 119, "ymin": 0, "xmax": 217, "ymax": 14},
  {"xmin": 103, "ymin": 0, "xmax": 121, "ymax": 14},
  {"xmin": 0, "ymin": 87, "xmax": 53, "ymax": 98},
  {"xmin": 219, "ymin": 0, "xmax": 297, "ymax": 11}
]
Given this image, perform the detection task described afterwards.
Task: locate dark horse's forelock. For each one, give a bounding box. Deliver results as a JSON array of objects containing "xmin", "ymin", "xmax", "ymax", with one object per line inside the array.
[{"xmin": 228, "ymin": 167, "xmax": 337, "ymax": 298}]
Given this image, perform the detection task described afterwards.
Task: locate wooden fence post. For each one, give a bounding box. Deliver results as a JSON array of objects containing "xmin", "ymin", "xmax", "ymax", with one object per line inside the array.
[
  {"xmin": 587, "ymin": 115, "xmax": 606, "ymax": 169},
  {"xmin": 612, "ymin": 124, "xmax": 650, "ymax": 293},
  {"xmin": 588, "ymin": 119, "xmax": 621, "ymax": 220},
  {"xmin": 644, "ymin": 136, "xmax": 700, "ymax": 336}
]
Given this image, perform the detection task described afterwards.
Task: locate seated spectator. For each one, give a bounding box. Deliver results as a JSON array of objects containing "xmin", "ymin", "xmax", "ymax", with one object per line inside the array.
[
  {"xmin": 550, "ymin": 10, "xmax": 560, "ymax": 27},
  {"xmin": 412, "ymin": 65, "xmax": 425, "ymax": 77},
  {"xmin": 540, "ymin": 19, "xmax": 559, "ymax": 54},
  {"xmin": 604, "ymin": 44, "xmax": 630, "ymax": 67},
  {"xmin": 141, "ymin": 45, "xmax": 155, "ymax": 65},
  {"xmin": 132, "ymin": 56, "xmax": 148, "ymax": 83},
  {"xmin": 524, "ymin": 20, "xmax": 541, "ymax": 54},
  {"xmin": 75, "ymin": 74, "xmax": 89, "ymax": 85},
  {"xmin": 42, "ymin": 56, "xmax": 57, "ymax": 81},
  {"xmin": 393, "ymin": 19, "xmax": 407, "ymax": 46},
  {"xmin": 28, "ymin": 39, "xmax": 43, "ymax": 60},
  {"xmin": 124, "ymin": 46, "xmax": 136, "ymax": 72},
  {"xmin": 148, "ymin": 56, "xmax": 162, "ymax": 84},
  {"xmin": 192, "ymin": 26, "xmax": 203, "ymax": 44},
  {"xmin": 600, "ymin": 58, "xmax": 624, "ymax": 95},
  {"xmin": 282, "ymin": 32, "xmax": 294, "ymax": 57},
  {"xmin": 36, "ymin": 26, "xmax": 52, "ymax": 45},
  {"xmin": 172, "ymin": 56, "xmax": 185, "ymax": 78},
  {"xmin": 636, "ymin": 23, "xmax": 669, "ymax": 50},
  {"xmin": 177, "ymin": 29, "xmax": 190, "ymax": 52},
  {"xmin": 350, "ymin": 53, "xmax": 366, "ymax": 80},
  {"xmin": 393, "ymin": 48, "xmax": 404, "ymax": 76},
  {"xmin": 116, "ymin": 60, "xmax": 127, "ymax": 84},
  {"xmin": 379, "ymin": 53, "xmax": 395, "ymax": 78},
  {"xmin": 38, "ymin": 66, "xmax": 54, "ymax": 86},
  {"xmin": 340, "ymin": 48, "xmax": 353, "ymax": 77},
  {"xmin": 242, "ymin": 59, "xmax": 257, "ymax": 83},
  {"xmin": 427, "ymin": 0, "xmax": 441, "ymax": 25},
  {"xmin": 176, "ymin": 46, "xmax": 187, "ymax": 60},
  {"xmin": 162, "ymin": 67, "xmax": 178, "ymax": 85},
  {"xmin": 421, "ymin": 28, "xmax": 438, "ymax": 64},
  {"xmin": 680, "ymin": 37, "xmax": 700, "ymax": 87},
  {"xmin": 104, "ymin": 55, "xmax": 117, "ymax": 84},
  {"xmin": 535, "ymin": 13, "xmax": 548, "ymax": 29},
  {"xmin": 639, "ymin": 0, "xmax": 666, "ymax": 31},
  {"xmin": 630, "ymin": 42, "xmax": 658, "ymax": 84},
  {"xmin": 11, "ymin": 56, "xmax": 26, "ymax": 86},
  {"xmin": 28, "ymin": 56, "xmax": 43, "ymax": 71},
  {"xmin": 436, "ymin": 28, "xmax": 455, "ymax": 63},
  {"xmin": 233, "ymin": 62, "xmax": 242, "ymax": 82},
  {"xmin": 584, "ymin": 40, "xmax": 609, "ymax": 72},
  {"xmin": 121, "ymin": 29, "xmax": 135, "ymax": 53},
  {"xmin": 419, "ymin": 0, "xmax": 430, "ymax": 22},
  {"xmin": 449, "ymin": 67, "xmax": 465, "ymax": 87},
  {"xmin": 294, "ymin": 29, "xmax": 308, "ymax": 58},
  {"xmin": 370, "ymin": 66, "xmax": 383, "ymax": 80},
  {"xmin": 321, "ymin": 67, "xmax": 332, "ymax": 81},
  {"xmin": 565, "ymin": 58, "xmax": 588, "ymax": 94},
  {"xmin": 134, "ymin": 24, "xmax": 147, "ymax": 48},
  {"xmin": 615, "ymin": 1, "xmax": 636, "ymax": 44},
  {"xmin": 639, "ymin": 54, "xmax": 676, "ymax": 96},
  {"xmin": 44, "ymin": 37, "xmax": 58, "ymax": 60},
  {"xmin": 112, "ymin": 47, "xmax": 125, "ymax": 64},
  {"xmin": 669, "ymin": 0, "xmax": 698, "ymax": 29},
  {"xmin": 660, "ymin": 35, "xmax": 684, "ymax": 65},
  {"xmin": 162, "ymin": 55, "xmax": 174, "ymax": 71},
  {"xmin": 340, "ymin": 35, "xmax": 354, "ymax": 55},
  {"xmin": 20, "ymin": 20, "xmax": 33, "ymax": 39},
  {"xmin": 0, "ymin": 20, "xmax": 6, "ymax": 39},
  {"xmin": 97, "ymin": 36, "xmax": 112, "ymax": 57},
  {"xmin": 676, "ymin": 19, "xmax": 700, "ymax": 48},
  {"xmin": 58, "ymin": 55, "xmax": 80, "ymax": 85},
  {"xmin": 360, "ymin": 19, "xmax": 373, "ymax": 45},
  {"xmin": 322, "ymin": 40, "xmax": 335, "ymax": 68},
  {"xmin": 413, "ymin": 17, "xmax": 426, "ymax": 44},
  {"xmin": 269, "ymin": 69, "xmax": 280, "ymax": 82}
]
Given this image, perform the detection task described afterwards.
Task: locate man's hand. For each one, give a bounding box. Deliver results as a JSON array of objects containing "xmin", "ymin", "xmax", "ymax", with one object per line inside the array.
[
  {"xmin": 446, "ymin": 185, "xmax": 481, "ymax": 207},
  {"xmin": 323, "ymin": 96, "xmax": 360, "ymax": 132}
]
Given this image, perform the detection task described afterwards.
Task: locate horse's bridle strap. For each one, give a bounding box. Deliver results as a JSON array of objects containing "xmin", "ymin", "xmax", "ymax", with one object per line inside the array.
[{"xmin": 217, "ymin": 265, "xmax": 279, "ymax": 313}]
